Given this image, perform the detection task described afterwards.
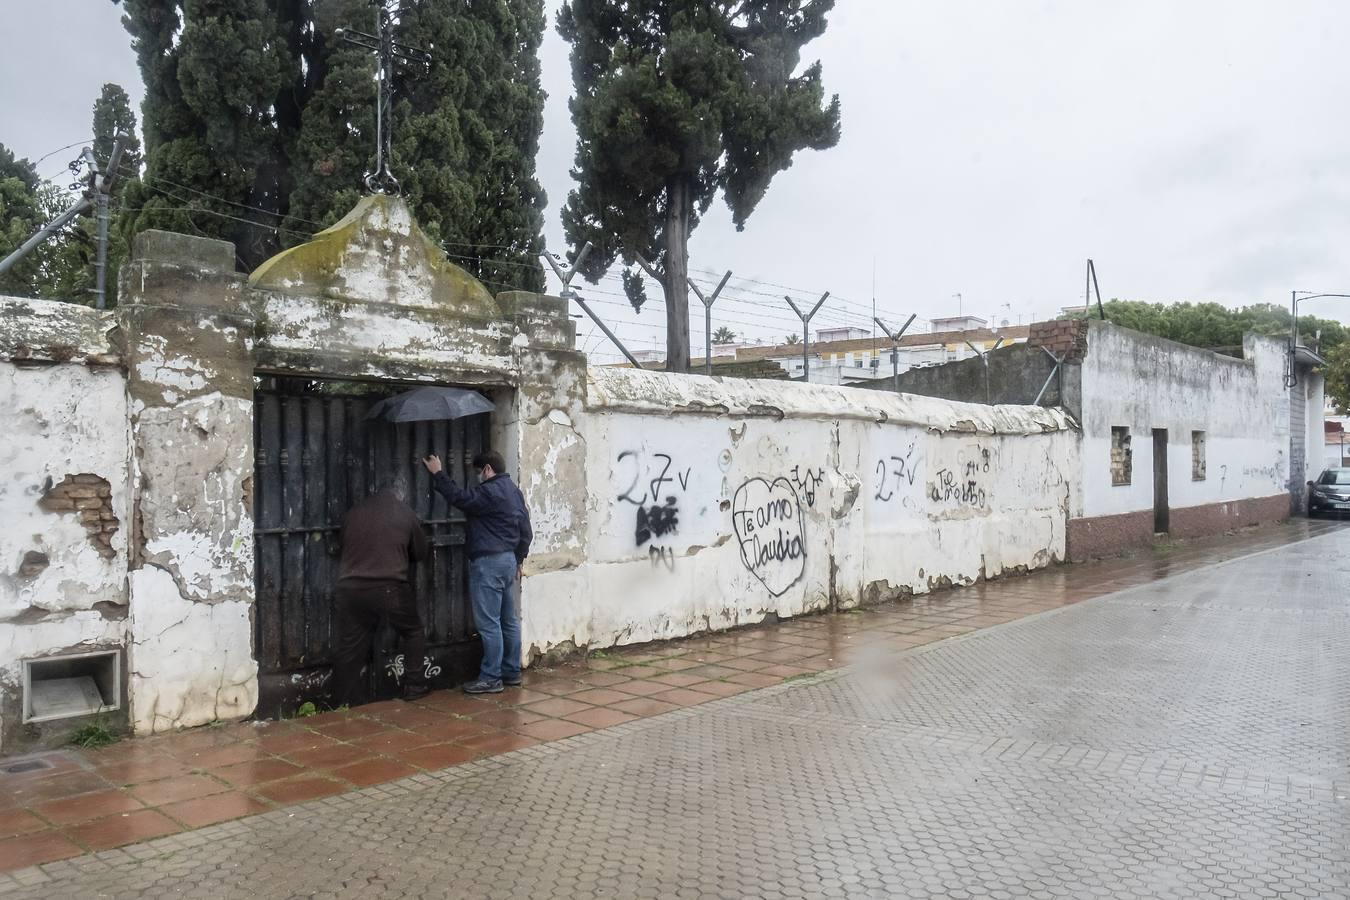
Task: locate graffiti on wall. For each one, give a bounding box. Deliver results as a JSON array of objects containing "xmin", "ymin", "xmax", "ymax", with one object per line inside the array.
[
  {"xmin": 731, "ymin": 477, "xmax": 806, "ymax": 596},
  {"xmin": 873, "ymin": 438, "xmax": 921, "ymax": 505},
  {"xmin": 928, "ymin": 446, "xmax": 992, "ymax": 509},
  {"xmin": 789, "ymin": 465, "xmax": 824, "ymax": 508},
  {"xmin": 616, "ymin": 450, "xmax": 691, "ymax": 569}
]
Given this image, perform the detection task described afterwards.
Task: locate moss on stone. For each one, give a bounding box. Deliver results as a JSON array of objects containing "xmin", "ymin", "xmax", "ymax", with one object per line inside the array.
[{"xmin": 248, "ymin": 195, "xmax": 502, "ymax": 320}]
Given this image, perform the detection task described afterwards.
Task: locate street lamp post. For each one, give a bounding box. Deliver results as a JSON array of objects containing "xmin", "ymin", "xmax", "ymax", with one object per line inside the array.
[{"xmin": 1288, "ymin": 290, "xmax": 1350, "ymax": 387}]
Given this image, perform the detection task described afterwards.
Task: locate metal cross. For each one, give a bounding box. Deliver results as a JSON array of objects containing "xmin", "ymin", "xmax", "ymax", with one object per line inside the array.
[{"xmin": 337, "ymin": 1, "xmax": 432, "ymax": 195}]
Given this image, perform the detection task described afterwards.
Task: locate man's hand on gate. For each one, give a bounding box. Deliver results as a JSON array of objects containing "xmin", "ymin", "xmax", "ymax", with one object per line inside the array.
[{"xmin": 423, "ymin": 454, "xmax": 442, "ymax": 475}]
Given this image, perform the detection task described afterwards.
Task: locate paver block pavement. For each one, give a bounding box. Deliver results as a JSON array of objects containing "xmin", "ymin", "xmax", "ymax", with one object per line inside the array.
[{"xmin": 0, "ymin": 524, "xmax": 1345, "ymax": 896}]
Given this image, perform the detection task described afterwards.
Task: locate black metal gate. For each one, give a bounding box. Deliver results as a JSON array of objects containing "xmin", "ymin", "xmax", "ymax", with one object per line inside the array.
[{"xmin": 252, "ymin": 375, "xmax": 487, "ymax": 716}]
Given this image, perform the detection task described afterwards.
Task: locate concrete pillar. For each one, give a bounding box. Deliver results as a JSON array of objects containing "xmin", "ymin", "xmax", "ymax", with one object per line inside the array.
[{"xmin": 118, "ymin": 231, "xmax": 258, "ymax": 734}]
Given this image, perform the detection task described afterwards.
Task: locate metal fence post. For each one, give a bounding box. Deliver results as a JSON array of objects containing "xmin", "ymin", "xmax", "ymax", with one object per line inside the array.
[
  {"xmin": 542, "ymin": 243, "xmax": 644, "ymax": 369},
  {"xmin": 688, "ymin": 270, "xmax": 732, "ymax": 375},
  {"xmin": 785, "ymin": 292, "xmax": 829, "ymax": 383},
  {"xmin": 874, "ymin": 313, "xmax": 916, "ymax": 393},
  {"xmin": 964, "ymin": 338, "xmax": 1004, "ymax": 405}
]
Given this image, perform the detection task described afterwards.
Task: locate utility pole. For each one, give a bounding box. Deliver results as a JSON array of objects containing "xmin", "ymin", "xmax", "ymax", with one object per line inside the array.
[
  {"xmin": 337, "ymin": 0, "xmax": 432, "ymax": 195},
  {"xmin": 0, "ymin": 136, "xmax": 127, "ymax": 309},
  {"xmin": 874, "ymin": 313, "xmax": 916, "ymax": 393},
  {"xmin": 92, "ymin": 140, "xmax": 127, "ymax": 310},
  {"xmin": 1086, "ymin": 259, "xmax": 1105, "ymax": 320},
  {"xmin": 543, "ymin": 244, "xmax": 642, "ymax": 369},
  {"xmin": 785, "ymin": 292, "xmax": 829, "ymax": 383}
]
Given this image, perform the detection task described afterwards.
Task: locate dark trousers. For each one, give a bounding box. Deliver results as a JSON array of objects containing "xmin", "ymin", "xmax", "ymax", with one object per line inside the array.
[{"xmin": 332, "ymin": 579, "xmax": 428, "ymax": 706}]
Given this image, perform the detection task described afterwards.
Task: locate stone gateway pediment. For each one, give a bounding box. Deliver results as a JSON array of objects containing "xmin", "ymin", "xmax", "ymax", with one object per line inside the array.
[{"xmin": 249, "ymin": 194, "xmax": 503, "ymax": 320}]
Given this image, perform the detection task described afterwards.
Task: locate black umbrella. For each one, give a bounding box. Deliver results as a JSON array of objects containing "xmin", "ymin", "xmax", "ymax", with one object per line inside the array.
[{"xmin": 365, "ymin": 386, "xmax": 495, "ymax": 423}]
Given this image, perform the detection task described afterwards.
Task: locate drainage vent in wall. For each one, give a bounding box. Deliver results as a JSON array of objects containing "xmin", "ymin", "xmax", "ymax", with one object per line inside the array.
[{"xmin": 22, "ymin": 650, "xmax": 121, "ymax": 724}]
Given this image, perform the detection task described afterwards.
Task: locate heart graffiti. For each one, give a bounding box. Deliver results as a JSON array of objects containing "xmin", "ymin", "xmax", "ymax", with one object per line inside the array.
[{"xmin": 731, "ymin": 477, "xmax": 807, "ymax": 597}]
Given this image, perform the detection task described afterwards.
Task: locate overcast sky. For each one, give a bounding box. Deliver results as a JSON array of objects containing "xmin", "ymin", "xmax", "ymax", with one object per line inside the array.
[{"xmin": 4, "ymin": 1, "xmax": 1350, "ymax": 362}]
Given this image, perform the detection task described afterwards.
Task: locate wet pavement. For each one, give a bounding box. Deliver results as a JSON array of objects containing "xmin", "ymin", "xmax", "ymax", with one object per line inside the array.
[{"xmin": 0, "ymin": 519, "xmax": 1345, "ymax": 896}]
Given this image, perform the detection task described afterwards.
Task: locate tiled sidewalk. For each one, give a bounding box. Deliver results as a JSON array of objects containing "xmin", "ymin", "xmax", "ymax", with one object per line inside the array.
[{"xmin": 0, "ymin": 519, "xmax": 1338, "ymax": 873}]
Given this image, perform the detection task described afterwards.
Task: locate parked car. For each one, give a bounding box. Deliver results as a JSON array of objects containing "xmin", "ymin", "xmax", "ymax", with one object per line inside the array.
[{"xmin": 1308, "ymin": 468, "xmax": 1350, "ymax": 517}]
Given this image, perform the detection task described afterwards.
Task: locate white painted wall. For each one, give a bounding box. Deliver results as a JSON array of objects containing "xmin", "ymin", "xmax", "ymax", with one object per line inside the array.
[
  {"xmin": 1324, "ymin": 415, "xmax": 1348, "ymax": 468},
  {"xmin": 0, "ymin": 299, "xmax": 131, "ymax": 744},
  {"xmin": 521, "ymin": 368, "xmax": 1076, "ymax": 657},
  {"xmin": 1078, "ymin": 323, "xmax": 1289, "ymax": 518},
  {"xmin": 1304, "ymin": 373, "xmax": 1326, "ymax": 484}
]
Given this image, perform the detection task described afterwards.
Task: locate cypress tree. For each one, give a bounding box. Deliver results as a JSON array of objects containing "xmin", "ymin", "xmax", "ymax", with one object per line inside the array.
[
  {"xmin": 39, "ymin": 84, "xmax": 146, "ymax": 304},
  {"xmin": 557, "ymin": 0, "xmax": 841, "ymax": 371},
  {"xmin": 115, "ymin": 0, "xmax": 546, "ymax": 290}
]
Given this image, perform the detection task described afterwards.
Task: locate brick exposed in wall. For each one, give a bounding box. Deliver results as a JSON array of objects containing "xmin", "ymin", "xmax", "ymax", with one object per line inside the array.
[
  {"xmin": 38, "ymin": 474, "xmax": 119, "ymax": 560},
  {"xmin": 1028, "ymin": 318, "xmax": 1089, "ymax": 362},
  {"xmin": 1110, "ymin": 426, "xmax": 1132, "ymax": 486}
]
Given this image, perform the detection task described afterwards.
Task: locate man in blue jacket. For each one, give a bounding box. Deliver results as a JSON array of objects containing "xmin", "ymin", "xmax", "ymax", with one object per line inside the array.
[{"xmin": 423, "ymin": 449, "xmax": 533, "ymax": 694}]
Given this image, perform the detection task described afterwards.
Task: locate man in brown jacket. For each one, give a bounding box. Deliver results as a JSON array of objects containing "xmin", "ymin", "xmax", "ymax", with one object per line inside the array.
[{"xmin": 331, "ymin": 474, "xmax": 431, "ymax": 705}]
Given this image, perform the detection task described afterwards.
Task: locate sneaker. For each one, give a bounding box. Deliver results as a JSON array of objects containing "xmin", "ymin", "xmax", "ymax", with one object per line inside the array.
[
  {"xmin": 503, "ymin": 675, "xmax": 523, "ymax": 687},
  {"xmin": 401, "ymin": 683, "xmax": 431, "ymax": 702},
  {"xmin": 462, "ymin": 678, "xmax": 504, "ymax": 694}
]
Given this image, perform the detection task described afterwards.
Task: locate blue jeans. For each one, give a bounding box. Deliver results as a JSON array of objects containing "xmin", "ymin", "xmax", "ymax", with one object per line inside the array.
[{"xmin": 469, "ymin": 551, "xmax": 520, "ymax": 683}]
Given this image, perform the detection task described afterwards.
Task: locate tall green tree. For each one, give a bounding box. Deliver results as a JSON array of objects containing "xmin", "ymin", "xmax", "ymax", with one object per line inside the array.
[
  {"xmin": 118, "ymin": 0, "xmax": 293, "ymax": 266},
  {"xmin": 114, "ymin": 0, "xmax": 547, "ymax": 291},
  {"xmin": 1324, "ymin": 342, "xmax": 1350, "ymax": 415},
  {"xmin": 0, "ymin": 145, "xmax": 50, "ymax": 296},
  {"xmin": 41, "ymin": 84, "xmax": 145, "ymax": 305},
  {"xmin": 93, "ymin": 83, "xmax": 144, "ymax": 182},
  {"xmin": 558, "ymin": 0, "xmax": 841, "ymax": 372},
  {"xmin": 1070, "ymin": 299, "xmax": 1350, "ymax": 407}
]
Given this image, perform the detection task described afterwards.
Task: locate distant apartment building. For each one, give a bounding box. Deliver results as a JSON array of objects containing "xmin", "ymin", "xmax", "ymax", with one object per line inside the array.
[{"xmin": 682, "ymin": 318, "xmax": 1029, "ymax": 383}]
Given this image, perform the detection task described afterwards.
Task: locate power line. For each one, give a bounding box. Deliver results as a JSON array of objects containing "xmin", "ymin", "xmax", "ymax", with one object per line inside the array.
[
  {"xmin": 140, "ymin": 174, "xmax": 546, "ymax": 254},
  {"xmin": 131, "ymin": 176, "xmax": 919, "ymax": 330},
  {"xmin": 123, "ymin": 177, "xmax": 941, "ymax": 341},
  {"xmin": 31, "ymin": 139, "xmax": 94, "ymax": 170}
]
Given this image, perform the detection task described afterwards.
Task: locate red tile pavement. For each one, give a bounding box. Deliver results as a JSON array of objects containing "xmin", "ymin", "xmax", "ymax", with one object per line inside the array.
[
  {"xmin": 0, "ymin": 518, "xmax": 1335, "ymax": 874},
  {"xmin": 65, "ymin": 810, "xmax": 180, "ymax": 851},
  {"xmin": 0, "ymin": 832, "xmax": 83, "ymax": 870},
  {"xmin": 32, "ymin": 790, "xmax": 144, "ymax": 826},
  {"xmin": 254, "ymin": 776, "xmax": 349, "ymax": 805},
  {"xmin": 160, "ymin": 793, "xmax": 270, "ymax": 828}
]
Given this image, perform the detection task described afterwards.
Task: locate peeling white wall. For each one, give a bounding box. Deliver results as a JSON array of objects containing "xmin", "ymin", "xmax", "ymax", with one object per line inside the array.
[
  {"xmin": 1079, "ymin": 324, "xmax": 1291, "ymax": 517},
  {"xmin": 0, "ymin": 297, "xmax": 131, "ymax": 745},
  {"xmin": 0, "ymin": 363, "xmax": 129, "ymax": 617},
  {"xmin": 127, "ymin": 568, "xmax": 255, "ymax": 733},
  {"xmin": 522, "ymin": 368, "xmax": 1076, "ymax": 656}
]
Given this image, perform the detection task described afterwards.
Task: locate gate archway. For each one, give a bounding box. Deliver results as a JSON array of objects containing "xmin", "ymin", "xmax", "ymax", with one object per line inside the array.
[{"xmin": 252, "ymin": 374, "xmax": 488, "ymax": 716}]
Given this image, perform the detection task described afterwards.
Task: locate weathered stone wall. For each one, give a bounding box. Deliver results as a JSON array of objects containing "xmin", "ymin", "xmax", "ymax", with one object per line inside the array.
[
  {"xmin": 520, "ymin": 368, "xmax": 1077, "ymax": 658},
  {"xmin": 119, "ymin": 230, "xmax": 258, "ymax": 734},
  {"xmin": 0, "ymin": 298, "xmax": 130, "ymax": 750}
]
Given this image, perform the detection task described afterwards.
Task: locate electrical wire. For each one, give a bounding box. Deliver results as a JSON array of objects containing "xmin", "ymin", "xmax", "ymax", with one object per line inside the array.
[{"xmin": 114, "ymin": 178, "xmax": 942, "ymax": 355}]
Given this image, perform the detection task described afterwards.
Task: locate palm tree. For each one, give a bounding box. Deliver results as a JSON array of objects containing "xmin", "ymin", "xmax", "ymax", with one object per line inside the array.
[
  {"xmin": 712, "ymin": 327, "xmax": 737, "ymax": 344},
  {"xmin": 785, "ymin": 333, "xmax": 801, "ymax": 345}
]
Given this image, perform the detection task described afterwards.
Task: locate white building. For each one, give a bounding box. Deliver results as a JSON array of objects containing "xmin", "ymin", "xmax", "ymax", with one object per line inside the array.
[{"xmin": 704, "ymin": 324, "xmax": 1031, "ymax": 381}]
